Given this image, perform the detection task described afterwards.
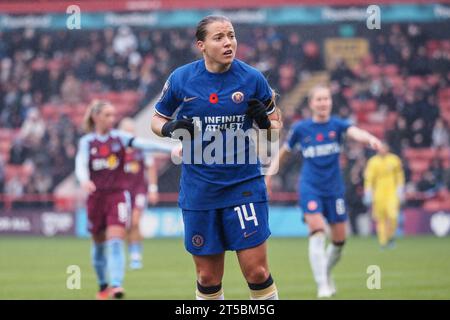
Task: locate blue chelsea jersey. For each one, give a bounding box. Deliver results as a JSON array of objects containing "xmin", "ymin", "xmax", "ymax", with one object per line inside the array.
[
  {"xmin": 155, "ymin": 59, "xmax": 274, "ymax": 210},
  {"xmin": 286, "ymin": 116, "xmax": 352, "ymax": 196}
]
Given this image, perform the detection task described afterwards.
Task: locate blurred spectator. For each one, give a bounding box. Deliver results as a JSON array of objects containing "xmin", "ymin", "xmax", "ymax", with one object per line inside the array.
[
  {"xmin": 113, "ymin": 26, "xmax": 137, "ymax": 57},
  {"xmin": 5, "ymin": 176, "xmax": 24, "ymax": 197},
  {"xmin": 432, "ymin": 119, "xmax": 450, "ymax": 148},
  {"xmin": 344, "ymin": 157, "xmax": 367, "ymax": 235},
  {"xmin": 0, "ymin": 155, "xmax": 4, "ymax": 193},
  {"xmin": 60, "ymin": 73, "xmax": 82, "ymax": 104},
  {"xmin": 20, "ymin": 108, "xmax": 45, "ymax": 147},
  {"xmin": 386, "ymin": 116, "xmax": 409, "ymax": 155},
  {"xmin": 417, "ymin": 170, "xmax": 439, "ymax": 198}
]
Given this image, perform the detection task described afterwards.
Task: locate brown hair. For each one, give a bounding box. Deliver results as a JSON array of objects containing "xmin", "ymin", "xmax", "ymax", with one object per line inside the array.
[
  {"xmin": 308, "ymin": 83, "xmax": 331, "ymax": 104},
  {"xmin": 195, "ymin": 15, "xmax": 231, "ymax": 41},
  {"xmin": 82, "ymin": 100, "xmax": 111, "ymax": 132}
]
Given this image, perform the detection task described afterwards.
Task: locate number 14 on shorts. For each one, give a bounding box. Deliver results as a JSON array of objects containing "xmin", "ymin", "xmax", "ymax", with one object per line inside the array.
[{"xmin": 234, "ymin": 203, "xmax": 259, "ymax": 230}]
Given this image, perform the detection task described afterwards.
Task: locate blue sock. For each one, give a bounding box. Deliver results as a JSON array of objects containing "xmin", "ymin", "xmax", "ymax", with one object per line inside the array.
[
  {"xmin": 107, "ymin": 238, "xmax": 125, "ymax": 288},
  {"xmin": 129, "ymin": 242, "xmax": 142, "ymax": 261},
  {"xmin": 91, "ymin": 242, "xmax": 107, "ymax": 287}
]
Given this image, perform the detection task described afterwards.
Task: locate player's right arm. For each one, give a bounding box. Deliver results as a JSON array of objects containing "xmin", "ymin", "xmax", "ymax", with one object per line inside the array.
[
  {"xmin": 265, "ymin": 125, "xmax": 299, "ymax": 191},
  {"xmin": 75, "ymin": 136, "xmax": 96, "ymax": 194},
  {"xmin": 151, "ymin": 72, "xmax": 194, "ymax": 139}
]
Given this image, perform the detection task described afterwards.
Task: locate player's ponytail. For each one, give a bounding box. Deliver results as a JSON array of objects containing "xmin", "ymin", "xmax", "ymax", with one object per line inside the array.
[{"xmin": 82, "ymin": 100, "xmax": 109, "ymax": 133}]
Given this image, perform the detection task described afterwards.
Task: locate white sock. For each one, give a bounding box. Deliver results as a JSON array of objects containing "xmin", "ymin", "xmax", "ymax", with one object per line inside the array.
[
  {"xmin": 250, "ymin": 283, "xmax": 279, "ymax": 300},
  {"xmin": 309, "ymin": 232, "xmax": 328, "ymax": 287},
  {"xmin": 196, "ymin": 291, "xmax": 224, "ymax": 300},
  {"xmin": 251, "ymin": 291, "xmax": 279, "ymax": 300},
  {"xmin": 326, "ymin": 242, "xmax": 344, "ymax": 276}
]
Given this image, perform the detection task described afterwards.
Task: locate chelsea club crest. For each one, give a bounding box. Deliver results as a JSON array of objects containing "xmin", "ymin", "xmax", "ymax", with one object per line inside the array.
[{"xmin": 231, "ymin": 91, "xmax": 244, "ymax": 104}]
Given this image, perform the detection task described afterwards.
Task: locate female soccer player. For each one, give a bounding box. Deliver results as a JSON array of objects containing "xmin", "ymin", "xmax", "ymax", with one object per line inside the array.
[
  {"xmin": 119, "ymin": 118, "xmax": 160, "ymax": 270},
  {"xmin": 75, "ymin": 100, "xmax": 170, "ymax": 299},
  {"xmin": 267, "ymin": 84, "xmax": 383, "ymax": 298},
  {"xmin": 151, "ymin": 15, "xmax": 282, "ymax": 300}
]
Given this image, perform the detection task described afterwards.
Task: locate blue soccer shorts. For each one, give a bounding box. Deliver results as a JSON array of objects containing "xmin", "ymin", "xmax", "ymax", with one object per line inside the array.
[
  {"xmin": 300, "ymin": 193, "xmax": 348, "ymax": 224},
  {"xmin": 182, "ymin": 201, "xmax": 271, "ymax": 255}
]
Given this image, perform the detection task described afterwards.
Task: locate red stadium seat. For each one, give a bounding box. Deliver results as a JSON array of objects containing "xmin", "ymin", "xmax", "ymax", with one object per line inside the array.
[
  {"xmin": 426, "ymin": 40, "xmax": 440, "ymax": 56},
  {"xmin": 409, "ymin": 159, "xmax": 430, "ymax": 175},
  {"xmin": 406, "ymin": 76, "xmax": 425, "ymax": 90},
  {"xmin": 438, "ymin": 147, "xmax": 450, "ymax": 160},
  {"xmin": 423, "ymin": 199, "xmax": 443, "ymax": 212},
  {"xmin": 383, "ymin": 64, "xmax": 399, "ymax": 77},
  {"xmin": 367, "ymin": 65, "xmax": 382, "ymax": 77},
  {"xmin": 357, "ymin": 123, "xmax": 384, "ymax": 139},
  {"xmin": 342, "ymin": 87, "xmax": 354, "ymax": 99},
  {"xmin": 403, "ymin": 148, "xmax": 436, "ymax": 161}
]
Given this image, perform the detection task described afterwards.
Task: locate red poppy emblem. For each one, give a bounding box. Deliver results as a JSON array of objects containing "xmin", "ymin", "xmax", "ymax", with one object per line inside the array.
[
  {"xmin": 307, "ymin": 200, "xmax": 318, "ymax": 211},
  {"xmin": 316, "ymin": 133, "xmax": 324, "ymax": 142},
  {"xmin": 209, "ymin": 93, "xmax": 219, "ymax": 104},
  {"xmin": 99, "ymin": 145, "xmax": 110, "ymax": 157}
]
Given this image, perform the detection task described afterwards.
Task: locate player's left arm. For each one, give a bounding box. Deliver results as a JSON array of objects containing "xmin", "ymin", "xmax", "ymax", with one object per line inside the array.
[
  {"xmin": 347, "ymin": 126, "xmax": 383, "ymax": 152},
  {"xmin": 363, "ymin": 158, "xmax": 375, "ymax": 206},
  {"xmin": 117, "ymin": 130, "xmax": 173, "ymax": 153},
  {"xmin": 146, "ymin": 155, "xmax": 159, "ymax": 205},
  {"xmin": 247, "ymin": 91, "xmax": 282, "ymax": 141},
  {"xmin": 266, "ymin": 96, "xmax": 282, "ymax": 141}
]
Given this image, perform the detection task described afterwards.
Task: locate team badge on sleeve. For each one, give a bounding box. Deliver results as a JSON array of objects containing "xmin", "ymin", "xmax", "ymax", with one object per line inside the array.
[
  {"xmin": 231, "ymin": 91, "xmax": 244, "ymax": 104},
  {"xmin": 158, "ymin": 79, "xmax": 170, "ymax": 102}
]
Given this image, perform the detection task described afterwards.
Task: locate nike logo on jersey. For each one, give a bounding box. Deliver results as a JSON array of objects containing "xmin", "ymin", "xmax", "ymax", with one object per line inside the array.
[
  {"xmin": 183, "ymin": 96, "xmax": 198, "ymax": 102},
  {"xmin": 244, "ymin": 230, "xmax": 258, "ymax": 238}
]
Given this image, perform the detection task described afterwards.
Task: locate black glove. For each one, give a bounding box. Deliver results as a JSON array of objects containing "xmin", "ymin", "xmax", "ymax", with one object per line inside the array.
[
  {"xmin": 246, "ymin": 98, "xmax": 271, "ymax": 129},
  {"xmin": 161, "ymin": 118, "xmax": 195, "ymax": 139}
]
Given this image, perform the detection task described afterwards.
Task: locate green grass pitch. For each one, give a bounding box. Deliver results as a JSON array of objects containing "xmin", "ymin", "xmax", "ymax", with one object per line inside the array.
[{"xmin": 0, "ymin": 236, "xmax": 449, "ymax": 299}]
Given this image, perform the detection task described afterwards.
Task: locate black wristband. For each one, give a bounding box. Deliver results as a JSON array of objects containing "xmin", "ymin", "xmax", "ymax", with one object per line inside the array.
[
  {"xmin": 161, "ymin": 121, "xmax": 175, "ymax": 137},
  {"xmin": 257, "ymin": 116, "xmax": 272, "ymax": 129}
]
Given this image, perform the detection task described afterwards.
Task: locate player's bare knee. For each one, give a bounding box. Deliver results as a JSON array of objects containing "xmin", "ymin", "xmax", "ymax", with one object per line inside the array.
[
  {"xmin": 332, "ymin": 240, "xmax": 346, "ymax": 248},
  {"xmin": 244, "ymin": 265, "xmax": 270, "ymax": 284},
  {"xmin": 197, "ymin": 272, "xmax": 222, "ymax": 287},
  {"xmin": 309, "ymin": 229, "xmax": 326, "ymax": 237}
]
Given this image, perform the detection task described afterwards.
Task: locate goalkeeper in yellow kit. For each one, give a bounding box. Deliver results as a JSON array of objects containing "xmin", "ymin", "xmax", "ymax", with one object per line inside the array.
[{"xmin": 364, "ymin": 143, "xmax": 405, "ymax": 248}]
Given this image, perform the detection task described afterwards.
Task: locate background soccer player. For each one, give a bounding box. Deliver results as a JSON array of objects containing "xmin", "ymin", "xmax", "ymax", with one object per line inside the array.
[
  {"xmin": 266, "ymin": 84, "xmax": 383, "ymax": 298},
  {"xmin": 75, "ymin": 100, "xmax": 170, "ymax": 299},
  {"xmin": 119, "ymin": 117, "xmax": 160, "ymax": 270},
  {"xmin": 151, "ymin": 15, "xmax": 282, "ymax": 300},
  {"xmin": 364, "ymin": 143, "xmax": 405, "ymax": 249}
]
